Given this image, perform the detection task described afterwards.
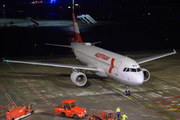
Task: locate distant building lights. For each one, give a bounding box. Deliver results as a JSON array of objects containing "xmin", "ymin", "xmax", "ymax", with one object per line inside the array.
[
  {"xmin": 68, "ymin": 6, "xmax": 71, "ymax": 8},
  {"xmin": 75, "ymin": 4, "xmax": 79, "ymax": 6},
  {"xmin": 148, "ymin": 13, "xmax": 150, "ymax": 15}
]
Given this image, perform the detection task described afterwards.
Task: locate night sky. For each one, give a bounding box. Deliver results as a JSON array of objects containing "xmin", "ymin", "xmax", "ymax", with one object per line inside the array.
[
  {"xmin": 1, "ymin": 0, "xmax": 180, "ymax": 20},
  {"xmin": 0, "ymin": 0, "xmax": 180, "ymax": 57}
]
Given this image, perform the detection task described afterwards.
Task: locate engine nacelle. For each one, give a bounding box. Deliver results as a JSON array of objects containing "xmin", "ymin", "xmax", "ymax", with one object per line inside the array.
[
  {"xmin": 70, "ymin": 72, "xmax": 87, "ymax": 86},
  {"xmin": 142, "ymin": 68, "xmax": 150, "ymax": 82}
]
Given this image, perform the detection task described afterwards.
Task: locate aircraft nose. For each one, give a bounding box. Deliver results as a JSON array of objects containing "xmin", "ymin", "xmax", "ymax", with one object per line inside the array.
[{"xmin": 136, "ymin": 73, "xmax": 144, "ymax": 85}]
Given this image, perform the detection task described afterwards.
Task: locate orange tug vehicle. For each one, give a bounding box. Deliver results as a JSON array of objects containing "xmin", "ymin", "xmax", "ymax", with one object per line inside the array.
[
  {"xmin": 55, "ymin": 99, "xmax": 86, "ymax": 119},
  {"xmin": 89, "ymin": 110, "xmax": 115, "ymax": 120},
  {"xmin": 6, "ymin": 104, "xmax": 33, "ymax": 120}
]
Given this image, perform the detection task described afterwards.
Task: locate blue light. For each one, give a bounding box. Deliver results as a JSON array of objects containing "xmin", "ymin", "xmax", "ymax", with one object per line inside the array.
[
  {"xmin": 143, "ymin": 14, "xmax": 145, "ymax": 17},
  {"xmin": 50, "ymin": 0, "xmax": 56, "ymax": 3},
  {"xmin": 110, "ymin": 13, "xmax": 112, "ymax": 16}
]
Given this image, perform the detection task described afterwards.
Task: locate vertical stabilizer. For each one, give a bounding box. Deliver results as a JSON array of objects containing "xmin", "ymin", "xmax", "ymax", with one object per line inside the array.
[{"xmin": 72, "ymin": 0, "xmax": 83, "ymax": 43}]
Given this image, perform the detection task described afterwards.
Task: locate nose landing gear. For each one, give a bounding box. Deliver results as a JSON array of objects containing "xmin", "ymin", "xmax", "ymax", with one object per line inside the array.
[{"xmin": 125, "ymin": 85, "xmax": 131, "ymax": 96}]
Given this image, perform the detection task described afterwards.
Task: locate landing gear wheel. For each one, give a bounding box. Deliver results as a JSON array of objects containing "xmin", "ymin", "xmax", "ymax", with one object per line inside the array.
[
  {"xmin": 128, "ymin": 91, "xmax": 131, "ymax": 95},
  {"xmin": 60, "ymin": 112, "xmax": 66, "ymax": 117},
  {"xmin": 73, "ymin": 114, "xmax": 79, "ymax": 119},
  {"xmin": 125, "ymin": 91, "xmax": 128, "ymax": 95},
  {"xmin": 124, "ymin": 85, "xmax": 131, "ymax": 96}
]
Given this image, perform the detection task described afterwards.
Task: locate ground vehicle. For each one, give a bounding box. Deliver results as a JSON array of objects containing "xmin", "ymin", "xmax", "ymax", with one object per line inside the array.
[
  {"xmin": 55, "ymin": 99, "xmax": 86, "ymax": 119},
  {"xmin": 6, "ymin": 104, "xmax": 33, "ymax": 120},
  {"xmin": 89, "ymin": 110, "xmax": 115, "ymax": 120}
]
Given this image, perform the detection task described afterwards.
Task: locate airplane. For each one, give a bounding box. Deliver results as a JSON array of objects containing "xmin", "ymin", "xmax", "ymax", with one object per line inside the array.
[{"xmin": 3, "ymin": 0, "xmax": 177, "ymax": 95}]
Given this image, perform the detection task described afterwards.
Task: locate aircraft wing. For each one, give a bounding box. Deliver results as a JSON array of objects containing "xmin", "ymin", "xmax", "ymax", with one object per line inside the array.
[
  {"xmin": 3, "ymin": 59, "xmax": 98, "ymax": 71},
  {"xmin": 137, "ymin": 49, "xmax": 177, "ymax": 64}
]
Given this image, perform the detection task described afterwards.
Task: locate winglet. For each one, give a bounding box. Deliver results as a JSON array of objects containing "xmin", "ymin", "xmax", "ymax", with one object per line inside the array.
[
  {"xmin": 173, "ymin": 49, "xmax": 177, "ymax": 54},
  {"xmin": 2, "ymin": 57, "xmax": 8, "ymax": 63}
]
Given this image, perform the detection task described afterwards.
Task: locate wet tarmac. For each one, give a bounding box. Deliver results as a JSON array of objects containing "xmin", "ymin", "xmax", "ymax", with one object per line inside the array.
[
  {"xmin": 0, "ymin": 18, "xmax": 180, "ymax": 120},
  {"xmin": 0, "ymin": 51, "xmax": 180, "ymax": 120}
]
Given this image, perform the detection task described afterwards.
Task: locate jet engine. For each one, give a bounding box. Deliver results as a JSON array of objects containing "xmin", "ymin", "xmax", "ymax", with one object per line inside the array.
[
  {"xmin": 70, "ymin": 71, "xmax": 87, "ymax": 86},
  {"xmin": 142, "ymin": 68, "xmax": 150, "ymax": 82}
]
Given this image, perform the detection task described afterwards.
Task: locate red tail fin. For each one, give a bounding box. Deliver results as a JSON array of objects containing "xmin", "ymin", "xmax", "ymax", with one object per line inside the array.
[{"xmin": 72, "ymin": 0, "xmax": 83, "ymax": 43}]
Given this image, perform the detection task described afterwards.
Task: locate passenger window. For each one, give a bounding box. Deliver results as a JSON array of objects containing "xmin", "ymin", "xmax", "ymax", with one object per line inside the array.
[{"xmin": 126, "ymin": 68, "xmax": 129, "ymax": 72}]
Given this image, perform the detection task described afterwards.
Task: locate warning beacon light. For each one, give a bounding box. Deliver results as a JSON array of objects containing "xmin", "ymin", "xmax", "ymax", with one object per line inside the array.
[{"xmin": 50, "ymin": 0, "xmax": 56, "ymax": 3}]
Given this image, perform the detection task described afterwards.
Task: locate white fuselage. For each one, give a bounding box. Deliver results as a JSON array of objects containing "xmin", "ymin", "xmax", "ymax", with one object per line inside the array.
[{"xmin": 71, "ymin": 42, "xmax": 144, "ymax": 86}]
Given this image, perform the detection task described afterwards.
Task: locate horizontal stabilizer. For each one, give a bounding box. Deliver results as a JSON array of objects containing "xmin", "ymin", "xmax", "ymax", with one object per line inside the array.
[
  {"xmin": 45, "ymin": 43, "xmax": 72, "ymax": 48},
  {"xmin": 91, "ymin": 41, "xmax": 101, "ymax": 45}
]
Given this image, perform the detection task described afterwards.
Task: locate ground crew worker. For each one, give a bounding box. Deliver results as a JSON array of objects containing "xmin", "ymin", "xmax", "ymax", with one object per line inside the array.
[
  {"xmin": 121, "ymin": 113, "xmax": 128, "ymax": 120},
  {"xmin": 116, "ymin": 107, "xmax": 121, "ymax": 119}
]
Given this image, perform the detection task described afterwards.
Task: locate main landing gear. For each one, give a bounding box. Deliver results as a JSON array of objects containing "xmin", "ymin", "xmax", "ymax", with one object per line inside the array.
[{"xmin": 125, "ymin": 85, "xmax": 131, "ymax": 96}]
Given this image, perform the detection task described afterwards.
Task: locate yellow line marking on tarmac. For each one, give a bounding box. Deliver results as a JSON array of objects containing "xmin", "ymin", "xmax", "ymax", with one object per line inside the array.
[
  {"xmin": 144, "ymin": 104, "xmax": 154, "ymax": 109},
  {"xmin": 162, "ymin": 113, "xmax": 175, "ymax": 120},
  {"xmin": 96, "ymin": 80, "xmax": 138, "ymax": 101},
  {"xmin": 0, "ymin": 112, "xmax": 6, "ymax": 116},
  {"xmin": 103, "ymin": 82, "xmax": 110, "ymax": 86},
  {"xmin": 157, "ymin": 109, "xmax": 180, "ymax": 113},
  {"xmin": 114, "ymin": 89, "xmax": 137, "ymax": 101},
  {"xmin": 154, "ymin": 105, "xmax": 180, "ymax": 109},
  {"xmin": 115, "ymin": 88, "xmax": 123, "ymax": 93},
  {"xmin": 129, "ymin": 96, "xmax": 137, "ymax": 101}
]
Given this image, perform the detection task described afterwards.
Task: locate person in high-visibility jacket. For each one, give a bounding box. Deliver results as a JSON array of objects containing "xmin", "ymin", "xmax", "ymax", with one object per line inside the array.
[
  {"xmin": 116, "ymin": 107, "xmax": 121, "ymax": 119},
  {"xmin": 121, "ymin": 113, "xmax": 128, "ymax": 120}
]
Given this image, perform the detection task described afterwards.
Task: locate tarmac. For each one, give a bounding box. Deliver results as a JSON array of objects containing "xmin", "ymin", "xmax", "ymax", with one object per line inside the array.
[
  {"xmin": 0, "ymin": 18, "xmax": 180, "ymax": 120},
  {"xmin": 0, "ymin": 50, "xmax": 180, "ymax": 120},
  {"xmin": 0, "ymin": 18, "xmax": 73, "ymax": 27}
]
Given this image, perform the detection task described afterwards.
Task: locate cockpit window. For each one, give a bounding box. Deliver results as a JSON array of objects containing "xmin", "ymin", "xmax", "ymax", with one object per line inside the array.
[
  {"xmin": 131, "ymin": 68, "xmax": 136, "ymax": 72},
  {"xmin": 123, "ymin": 68, "xmax": 127, "ymax": 71},
  {"xmin": 137, "ymin": 68, "xmax": 141, "ymax": 72},
  {"xmin": 123, "ymin": 67, "xmax": 141, "ymax": 72}
]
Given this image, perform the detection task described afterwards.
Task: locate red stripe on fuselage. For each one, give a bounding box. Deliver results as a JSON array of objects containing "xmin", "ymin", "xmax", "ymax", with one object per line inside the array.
[{"xmin": 108, "ymin": 58, "xmax": 115, "ymax": 74}]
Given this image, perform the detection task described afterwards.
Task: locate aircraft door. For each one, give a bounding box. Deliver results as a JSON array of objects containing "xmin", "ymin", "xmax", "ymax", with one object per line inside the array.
[{"xmin": 114, "ymin": 61, "xmax": 122, "ymax": 76}]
